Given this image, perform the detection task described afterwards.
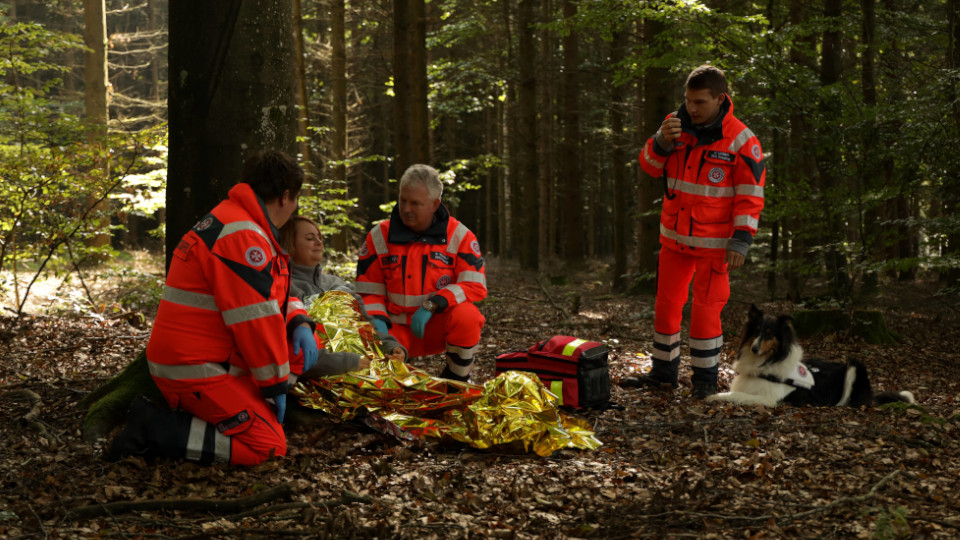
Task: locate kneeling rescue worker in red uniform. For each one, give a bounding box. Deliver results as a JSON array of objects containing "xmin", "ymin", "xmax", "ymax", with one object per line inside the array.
[
  {"xmin": 109, "ymin": 150, "xmax": 319, "ymax": 465},
  {"xmin": 623, "ymin": 65, "xmax": 765, "ymax": 398},
  {"xmin": 355, "ymin": 164, "xmax": 486, "ymax": 382}
]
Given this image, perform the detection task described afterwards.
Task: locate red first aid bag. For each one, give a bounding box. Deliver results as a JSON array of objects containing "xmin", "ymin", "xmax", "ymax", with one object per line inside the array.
[{"xmin": 495, "ymin": 336, "xmax": 610, "ymax": 409}]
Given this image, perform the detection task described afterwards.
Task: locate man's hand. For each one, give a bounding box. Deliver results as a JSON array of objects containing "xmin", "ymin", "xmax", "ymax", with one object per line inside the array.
[
  {"xmin": 660, "ymin": 112, "xmax": 682, "ymax": 144},
  {"xmin": 272, "ymin": 394, "xmax": 286, "ymax": 423},
  {"xmin": 410, "ymin": 307, "xmax": 433, "ymax": 339},
  {"xmin": 293, "ymin": 324, "xmax": 319, "ymax": 372},
  {"xmin": 388, "ymin": 347, "xmax": 407, "ymax": 362},
  {"xmin": 372, "ymin": 318, "xmax": 389, "ymax": 336},
  {"xmin": 725, "ymin": 249, "xmax": 745, "ymax": 270}
]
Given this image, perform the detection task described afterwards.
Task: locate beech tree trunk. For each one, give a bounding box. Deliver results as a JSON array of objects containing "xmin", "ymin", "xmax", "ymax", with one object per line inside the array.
[
  {"xmin": 167, "ymin": 0, "xmax": 298, "ymax": 270},
  {"xmin": 560, "ymin": 0, "xmax": 582, "ymax": 264},
  {"xmin": 517, "ymin": 0, "xmax": 538, "ymax": 270}
]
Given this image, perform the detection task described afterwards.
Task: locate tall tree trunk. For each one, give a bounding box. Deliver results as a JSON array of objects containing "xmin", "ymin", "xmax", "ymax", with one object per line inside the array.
[
  {"xmin": 610, "ymin": 29, "xmax": 628, "ymax": 291},
  {"xmin": 293, "ymin": 0, "xmax": 313, "ymax": 172},
  {"xmin": 84, "ymin": 0, "xmax": 110, "ymax": 257},
  {"xmin": 817, "ymin": 0, "xmax": 850, "ymax": 296},
  {"xmin": 330, "ymin": 0, "xmax": 349, "ymax": 252},
  {"xmin": 167, "ymin": 0, "xmax": 298, "ymax": 270},
  {"xmin": 635, "ymin": 17, "xmax": 670, "ymax": 292},
  {"xmin": 517, "ymin": 0, "xmax": 538, "ymax": 270},
  {"xmin": 560, "ymin": 0, "xmax": 582, "ymax": 264},
  {"xmin": 944, "ymin": 0, "xmax": 960, "ymax": 285},
  {"xmin": 393, "ymin": 0, "xmax": 412, "ymax": 175},
  {"xmin": 537, "ymin": 0, "xmax": 554, "ymax": 267},
  {"xmin": 859, "ymin": 0, "xmax": 880, "ymax": 294},
  {"xmin": 409, "ymin": 0, "xmax": 430, "ymax": 165}
]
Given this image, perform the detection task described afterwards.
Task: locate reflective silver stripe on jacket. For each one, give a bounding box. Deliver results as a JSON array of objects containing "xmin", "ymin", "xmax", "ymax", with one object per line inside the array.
[
  {"xmin": 288, "ymin": 299, "xmax": 305, "ymax": 313},
  {"xmin": 444, "ymin": 284, "xmax": 467, "ymax": 304},
  {"xmin": 457, "ymin": 271, "xmax": 486, "ymax": 287},
  {"xmin": 355, "ymin": 281, "xmax": 387, "ymax": 296},
  {"xmin": 364, "ymin": 302, "xmax": 387, "ymax": 314},
  {"xmin": 222, "ymin": 300, "xmax": 281, "ymax": 326},
  {"xmin": 728, "ymin": 127, "xmax": 756, "ymax": 153},
  {"xmin": 387, "ymin": 291, "xmax": 433, "ymax": 308},
  {"xmin": 249, "ymin": 362, "xmax": 289, "ymax": 382},
  {"xmin": 642, "ymin": 144, "xmax": 664, "ymax": 169},
  {"xmin": 162, "ymin": 285, "xmax": 219, "ymax": 312},
  {"xmin": 734, "ymin": 215, "xmax": 759, "ymax": 229},
  {"xmin": 446, "ymin": 223, "xmax": 469, "ymax": 254},
  {"xmin": 666, "ymin": 177, "xmax": 735, "ymax": 198},
  {"xmin": 370, "ymin": 226, "xmax": 389, "ymax": 255},
  {"xmin": 735, "ymin": 184, "xmax": 764, "ymax": 198},
  {"xmin": 148, "ymin": 360, "xmax": 229, "ymax": 380},
  {"xmin": 660, "ymin": 224, "xmax": 729, "ymax": 250},
  {"xmin": 389, "ymin": 313, "xmax": 408, "ymax": 325},
  {"xmin": 220, "ymin": 220, "xmax": 276, "ymax": 257}
]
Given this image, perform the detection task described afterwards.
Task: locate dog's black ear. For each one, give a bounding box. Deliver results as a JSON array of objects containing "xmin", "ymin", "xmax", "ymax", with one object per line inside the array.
[
  {"xmin": 776, "ymin": 315, "xmax": 796, "ymax": 336},
  {"xmin": 748, "ymin": 304, "xmax": 762, "ymax": 322}
]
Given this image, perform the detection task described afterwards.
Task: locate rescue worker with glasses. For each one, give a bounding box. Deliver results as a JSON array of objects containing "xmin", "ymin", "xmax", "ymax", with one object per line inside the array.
[
  {"xmin": 622, "ymin": 65, "xmax": 765, "ymax": 398},
  {"xmin": 355, "ymin": 164, "xmax": 487, "ymax": 382},
  {"xmin": 109, "ymin": 150, "xmax": 319, "ymax": 466}
]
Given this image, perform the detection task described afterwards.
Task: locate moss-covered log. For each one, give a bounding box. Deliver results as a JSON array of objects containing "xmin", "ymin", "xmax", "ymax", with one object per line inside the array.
[
  {"xmin": 852, "ymin": 310, "xmax": 899, "ymax": 345},
  {"xmin": 80, "ymin": 349, "xmax": 162, "ymax": 442}
]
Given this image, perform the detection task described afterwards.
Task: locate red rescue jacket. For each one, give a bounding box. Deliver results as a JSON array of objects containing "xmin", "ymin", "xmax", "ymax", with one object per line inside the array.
[
  {"xmin": 146, "ymin": 183, "xmax": 311, "ymax": 399},
  {"xmin": 355, "ymin": 205, "xmax": 486, "ymax": 326},
  {"xmin": 639, "ymin": 95, "xmax": 765, "ymax": 257}
]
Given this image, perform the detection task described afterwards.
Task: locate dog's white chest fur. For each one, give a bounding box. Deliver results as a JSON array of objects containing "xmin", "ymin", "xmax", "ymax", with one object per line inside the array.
[{"xmin": 707, "ymin": 344, "xmax": 806, "ymax": 407}]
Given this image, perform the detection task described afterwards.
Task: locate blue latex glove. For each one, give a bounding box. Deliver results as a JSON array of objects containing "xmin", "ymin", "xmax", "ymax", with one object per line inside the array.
[
  {"xmin": 410, "ymin": 307, "xmax": 433, "ymax": 339},
  {"xmin": 273, "ymin": 393, "xmax": 287, "ymax": 423},
  {"xmin": 372, "ymin": 318, "xmax": 390, "ymax": 336},
  {"xmin": 293, "ymin": 325, "xmax": 319, "ymax": 373}
]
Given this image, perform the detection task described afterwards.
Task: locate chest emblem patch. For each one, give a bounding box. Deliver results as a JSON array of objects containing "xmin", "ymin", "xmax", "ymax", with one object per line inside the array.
[
  {"xmin": 708, "ymin": 167, "xmax": 726, "ymax": 184},
  {"xmin": 245, "ymin": 246, "xmax": 267, "ymax": 267},
  {"xmin": 436, "ymin": 275, "xmax": 452, "ymax": 289}
]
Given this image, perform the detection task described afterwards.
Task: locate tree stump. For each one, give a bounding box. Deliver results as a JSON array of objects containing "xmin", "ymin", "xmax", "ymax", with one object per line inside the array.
[
  {"xmin": 792, "ymin": 309, "xmax": 897, "ymax": 345},
  {"xmin": 80, "ymin": 349, "xmax": 162, "ymax": 442}
]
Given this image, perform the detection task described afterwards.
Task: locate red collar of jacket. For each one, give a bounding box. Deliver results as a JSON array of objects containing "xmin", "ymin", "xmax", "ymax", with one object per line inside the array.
[
  {"xmin": 677, "ymin": 93, "xmax": 735, "ymax": 147},
  {"xmin": 227, "ymin": 183, "xmax": 283, "ymax": 250},
  {"xmin": 387, "ymin": 203, "xmax": 452, "ymax": 245}
]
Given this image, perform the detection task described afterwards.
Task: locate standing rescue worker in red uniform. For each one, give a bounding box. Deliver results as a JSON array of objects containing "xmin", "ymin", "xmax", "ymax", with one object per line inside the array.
[
  {"xmin": 623, "ymin": 65, "xmax": 765, "ymax": 398},
  {"xmin": 355, "ymin": 164, "xmax": 486, "ymax": 382},
  {"xmin": 109, "ymin": 150, "xmax": 319, "ymax": 465}
]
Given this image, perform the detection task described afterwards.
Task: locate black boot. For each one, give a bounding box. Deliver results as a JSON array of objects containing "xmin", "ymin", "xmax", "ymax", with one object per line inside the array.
[
  {"xmin": 691, "ymin": 366, "xmax": 718, "ymax": 399},
  {"xmin": 107, "ymin": 394, "xmax": 195, "ymax": 462},
  {"xmin": 106, "ymin": 394, "xmax": 161, "ymax": 461},
  {"xmin": 620, "ymin": 358, "xmax": 679, "ymax": 389},
  {"xmin": 439, "ymin": 366, "xmax": 470, "ymax": 383}
]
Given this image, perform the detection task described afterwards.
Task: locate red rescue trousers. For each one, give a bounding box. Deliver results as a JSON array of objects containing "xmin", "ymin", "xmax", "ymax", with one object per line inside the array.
[
  {"xmin": 654, "ymin": 247, "xmax": 730, "ymax": 369},
  {"xmin": 161, "ymin": 375, "xmax": 286, "ymax": 467},
  {"xmin": 388, "ymin": 302, "xmax": 485, "ymax": 377}
]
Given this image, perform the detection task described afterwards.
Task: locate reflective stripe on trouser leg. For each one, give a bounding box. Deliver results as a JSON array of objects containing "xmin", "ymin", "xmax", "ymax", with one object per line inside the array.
[
  {"xmin": 689, "ymin": 335, "xmax": 723, "ymax": 369},
  {"xmin": 446, "ymin": 342, "xmax": 478, "ymax": 378},
  {"xmin": 185, "ymin": 417, "xmax": 231, "ymax": 465},
  {"xmin": 652, "ymin": 331, "xmax": 681, "ymax": 363}
]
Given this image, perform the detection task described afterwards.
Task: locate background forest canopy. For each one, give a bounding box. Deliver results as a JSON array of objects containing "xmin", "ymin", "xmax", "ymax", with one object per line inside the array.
[{"xmin": 2, "ymin": 0, "xmax": 960, "ymax": 319}]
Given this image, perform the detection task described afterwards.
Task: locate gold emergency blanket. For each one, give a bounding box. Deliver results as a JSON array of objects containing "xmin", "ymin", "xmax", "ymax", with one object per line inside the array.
[{"xmin": 292, "ymin": 291, "xmax": 602, "ymax": 456}]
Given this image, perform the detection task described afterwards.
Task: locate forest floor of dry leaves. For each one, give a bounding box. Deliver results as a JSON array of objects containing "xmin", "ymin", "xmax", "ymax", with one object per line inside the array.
[{"xmin": 2, "ymin": 254, "xmax": 960, "ymax": 539}]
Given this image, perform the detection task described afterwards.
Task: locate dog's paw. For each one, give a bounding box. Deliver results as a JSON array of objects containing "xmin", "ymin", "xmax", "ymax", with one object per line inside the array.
[{"xmin": 703, "ymin": 393, "xmax": 724, "ymax": 403}]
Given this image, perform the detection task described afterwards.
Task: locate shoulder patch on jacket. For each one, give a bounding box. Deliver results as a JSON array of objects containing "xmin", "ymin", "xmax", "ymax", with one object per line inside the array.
[
  {"xmin": 740, "ymin": 154, "xmax": 766, "ymax": 185},
  {"xmin": 193, "ymin": 214, "xmax": 224, "ymax": 250},
  {"xmin": 458, "ymin": 252, "xmax": 484, "ymax": 271}
]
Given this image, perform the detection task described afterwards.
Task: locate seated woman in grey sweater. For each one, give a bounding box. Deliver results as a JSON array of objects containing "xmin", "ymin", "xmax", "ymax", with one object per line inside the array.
[{"xmin": 280, "ymin": 216, "xmax": 407, "ymax": 377}]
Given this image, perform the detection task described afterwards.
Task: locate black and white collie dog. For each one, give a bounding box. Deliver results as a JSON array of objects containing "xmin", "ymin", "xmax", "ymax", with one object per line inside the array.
[{"xmin": 706, "ymin": 305, "xmax": 914, "ymax": 408}]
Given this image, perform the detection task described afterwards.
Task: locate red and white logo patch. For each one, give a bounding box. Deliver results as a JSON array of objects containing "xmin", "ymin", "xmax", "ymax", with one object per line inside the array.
[
  {"xmin": 436, "ymin": 275, "xmax": 452, "ymax": 289},
  {"xmin": 708, "ymin": 167, "xmax": 725, "ymax": 184},
  {"xmin": 245, "ymin": 246, "xmax": 266, "ymax": 267},
  {"xmin": 751, "ymin": 144, "xmax": 762, "ymax": 161},
  {"xmin": 797, "ymin": 365, "xmax": 807, "ymax": 377},
  {"xmin": 196, "ymin": 217, "xmax": 213, "ymax": 231},
  {"xmin": 470, "ymin": 240, "xmax": 481, "ymax": 256},
  {"xmin": 358, "ymin": 243, "xmax": 369, "ymax": 257}
]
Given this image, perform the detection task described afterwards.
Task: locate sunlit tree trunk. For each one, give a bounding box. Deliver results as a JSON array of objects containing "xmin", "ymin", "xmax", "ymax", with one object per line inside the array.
[
  {"xmin": 293, "ymin": 0, "xmax": 313, "ymax": 172},
  {"xmin": 84, "ymin": 0, "xmax": 110, "ymax": 257}
]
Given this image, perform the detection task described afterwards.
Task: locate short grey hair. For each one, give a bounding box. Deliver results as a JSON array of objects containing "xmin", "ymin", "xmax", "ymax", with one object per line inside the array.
[{"xmin": 399, "ymin": 164, "xmax": 443, "ymax": 201}]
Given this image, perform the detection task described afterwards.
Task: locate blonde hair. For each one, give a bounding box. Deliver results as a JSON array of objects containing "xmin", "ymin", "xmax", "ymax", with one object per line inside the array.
[{"xmin": 279, "ymin": 215, "xmax": 321, "ymax": 256}]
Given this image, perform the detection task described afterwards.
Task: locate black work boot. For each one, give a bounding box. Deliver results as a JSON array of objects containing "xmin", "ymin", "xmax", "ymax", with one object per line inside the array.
[
  {"xmin": 107, "ymin": 394, "xmax": 195, "ymax": 462},
  {"xmin": 691, "ymin": 366, "xmax": 718, "ymax": 399},
  {"xmin": 620, "ymin": 358, "xmax": 680, "ymax": 389},
  {"xmin": 106, "ymin": 395, "xmax": 160, "ymax": 461},
  {"xmin": 439, "ymin": 366, "xmax": 470, "ymax": 383}
]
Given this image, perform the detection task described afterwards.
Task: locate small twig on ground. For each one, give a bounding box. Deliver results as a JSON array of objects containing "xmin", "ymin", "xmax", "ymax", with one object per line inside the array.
[{"xmin": 536, "ymin": 277, "xmax": 569, "ymax": 319}]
